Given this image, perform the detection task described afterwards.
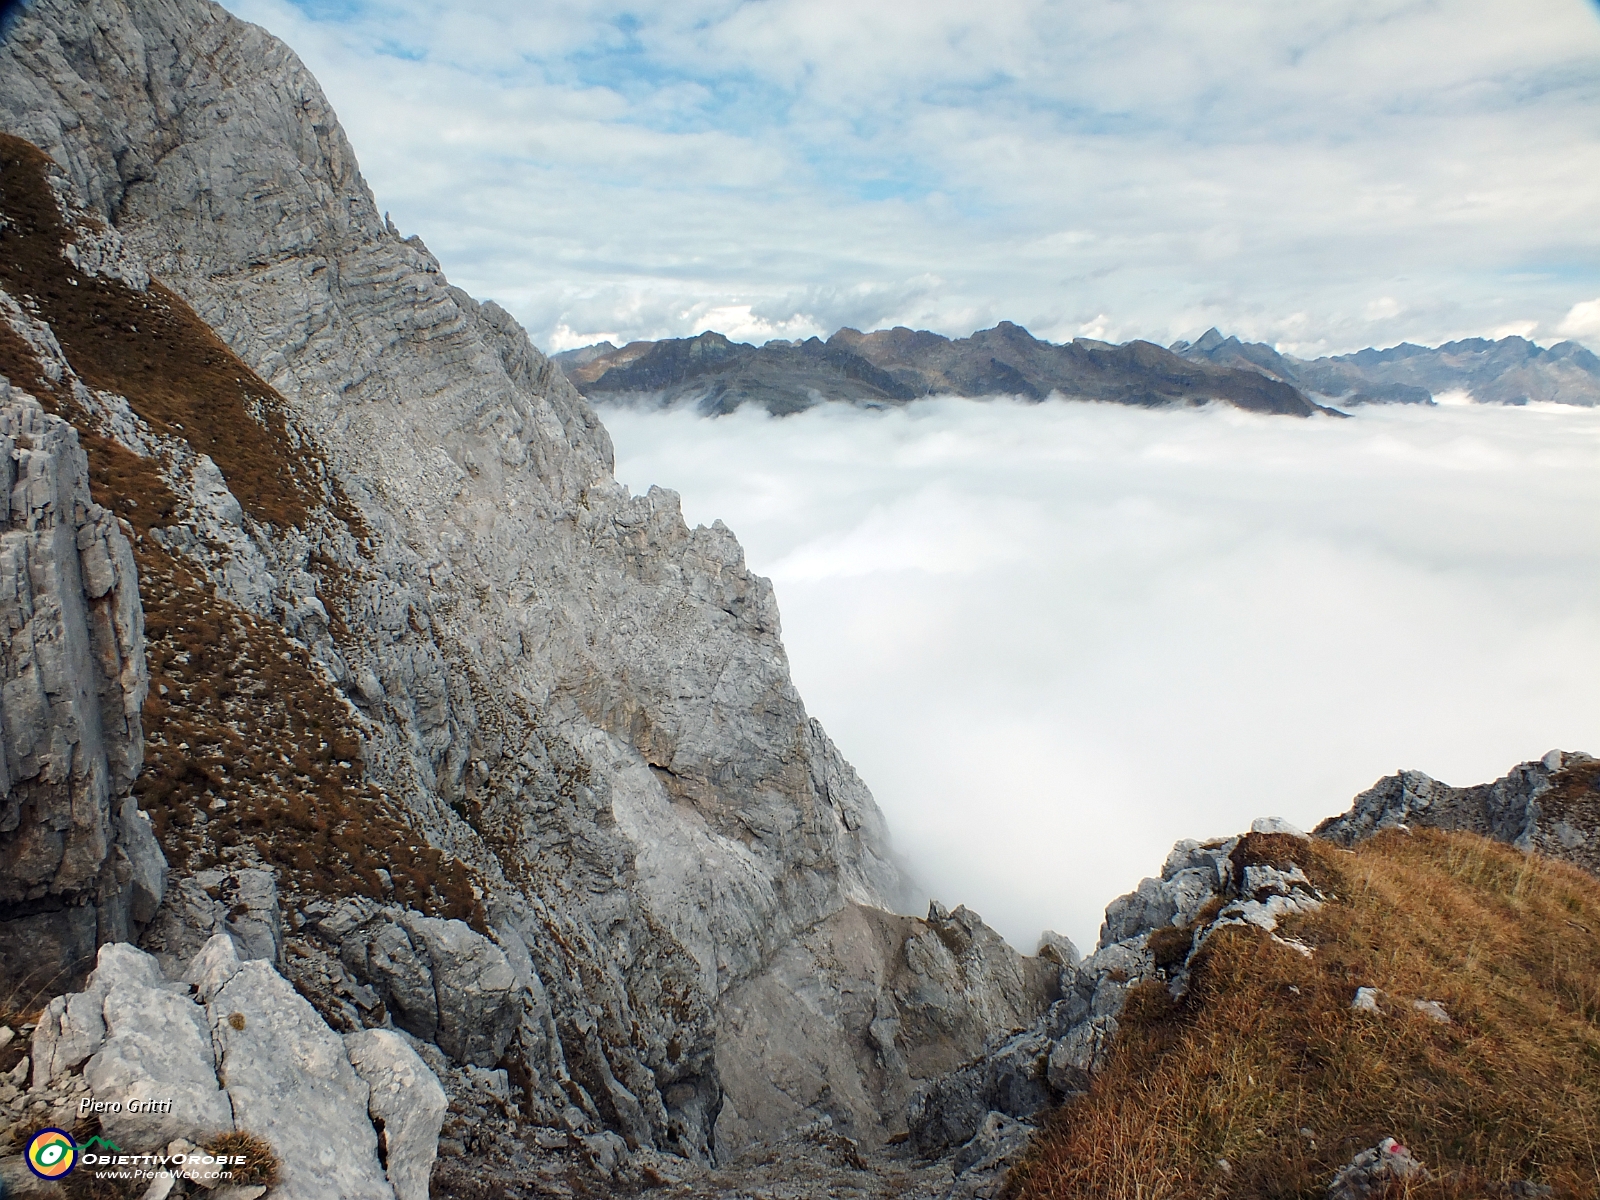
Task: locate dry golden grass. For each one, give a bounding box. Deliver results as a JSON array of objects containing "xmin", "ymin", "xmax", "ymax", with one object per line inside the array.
[{"xmin": 1009, "ymin": 830, "xmax": 1600, "ymax": 1200}]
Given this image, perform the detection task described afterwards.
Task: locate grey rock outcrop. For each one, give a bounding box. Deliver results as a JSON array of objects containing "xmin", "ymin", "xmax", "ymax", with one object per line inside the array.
[
  {"xmin": 712, "ymin": 901, "xmax": 1058, "ymax": 1155},
  {"xmin": 212, "ymin": 958, "xmax": 394, "ymax": 1200},
  {"xmin": 332, "ymin": 906, "xmax": 524, "ymax": 1067},
  {"xmin": 907, "ymin": 820, "xmax": 1326, "ymax": 1162},
  {"xmin": 141, "ymin": 866, "xmax": 283, "ymax": 975},
  {"xmin": 0, "ymin": 393, "xmax": 159, "ymax": 995},
  {"xmin": 27, "ymin": 935, "xmax": 444, "ymax": 1200},
  {"xmin": 1316, "ymin": 750, "xmax": 1600, "ymax": 876},
  {"xmin": 82, "ymin": 946, "xmax": 234, "ymax": 1148}
]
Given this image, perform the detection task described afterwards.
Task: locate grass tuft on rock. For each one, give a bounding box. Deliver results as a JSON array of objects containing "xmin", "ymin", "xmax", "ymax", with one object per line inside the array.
[
  {"xmin": 1008, "ymin": 829, "xmax": 1600, "ymax": 1200},
  {"xmin": 207, "ymin": 1130, "xmax": 281, "ymax": 1187}
]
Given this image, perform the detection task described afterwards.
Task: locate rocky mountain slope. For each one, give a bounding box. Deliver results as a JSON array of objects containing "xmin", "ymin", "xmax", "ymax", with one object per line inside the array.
[
  {"xmin": 1009, "ymin": 817, "xmax": 1600, "ymax": 1199},
  {"xmin": 0, "ymin": 0, "xmax": 1055, "ymax": 1181},
  {"xmin": 1174, "ymin": 327, "xmax": 1600, "ymax": 407},
  {"xmin": 556, "ymin": 324, "xmax": 1332, "ymax": 416}
]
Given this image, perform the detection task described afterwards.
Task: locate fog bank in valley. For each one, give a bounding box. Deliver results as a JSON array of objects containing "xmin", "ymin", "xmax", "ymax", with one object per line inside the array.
[{"xmin": 600, "ymin": 397, "xmax": 1600, "ymax": 952}]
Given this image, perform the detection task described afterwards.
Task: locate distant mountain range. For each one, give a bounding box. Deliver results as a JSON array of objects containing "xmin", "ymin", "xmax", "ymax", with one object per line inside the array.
[
  {"xmin": 555, "ymin": 324, "xmax": 1600, "ymax": 416},
  {"xmin": 1174, "ymin": 328, "xmax": 1600, "ymax": 409}
]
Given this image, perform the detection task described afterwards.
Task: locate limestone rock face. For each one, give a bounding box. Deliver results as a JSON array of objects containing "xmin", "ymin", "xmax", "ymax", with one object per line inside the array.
[
  {"xmin": 141, "ymin": 866, "xmax": 283, "ymax": 975},
  {"xmin": 336, "ymin": 907, "xmax": 524, "ymax": 1067},
  {"xmin": 713, "ymin": 902, "xmax": 1058, "ymax": 1156},
  {"xmin": 1316, "ymin": 750, "xmax": 1600, "ymax": 876},
  {"xmin": 0, "ymin": 0, "xmax": 905, "ymax": 1157},
  {"xmin": 212, "ymin": 960, "xmax": 395, "ymax": 1200},
  {"xmin": 0, "ymin": 393, "xmax": 158, "ymax": 990},
  {"xmin": 83, "ymin": 948, "xmax": 233, "ymax": 1149}
]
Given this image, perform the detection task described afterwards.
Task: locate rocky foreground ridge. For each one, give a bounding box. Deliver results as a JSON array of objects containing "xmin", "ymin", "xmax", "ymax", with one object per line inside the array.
[{"xmin": 3, "ymin": 708, "xmax": 1594, "ymax": 1200}]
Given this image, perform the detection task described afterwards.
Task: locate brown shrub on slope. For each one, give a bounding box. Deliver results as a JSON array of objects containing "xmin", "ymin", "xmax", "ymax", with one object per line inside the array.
[
  {"xmin": 0, "ymin": 133, "xmax": 315, "ymax": 528},
  {"xmin": 1010, "ymin": 830, "xmax": 1600, "ymax": 1200}
]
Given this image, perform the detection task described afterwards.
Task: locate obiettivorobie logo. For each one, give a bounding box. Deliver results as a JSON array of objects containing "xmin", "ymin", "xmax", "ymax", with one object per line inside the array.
[
  {"xmin": 23, "ymin": 1127, "xmax": 252, "ymax": 1183},
  {"xmin": 25, "ymin": 1127, "xmax": 80, "ymax": 1179},
  {"xmin": 25, "ymin": 1129, "xmax": 121, "ymax": 1179}
]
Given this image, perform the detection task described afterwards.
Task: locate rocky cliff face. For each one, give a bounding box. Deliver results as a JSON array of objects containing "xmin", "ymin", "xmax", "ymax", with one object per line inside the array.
[
  {"xmin": 0, "ymin": 390, "xmax": 162, "ymax": 1001},
  {"xmin": 0, "ymin": 0, "xmax": 1061, "ymax": 1178}
]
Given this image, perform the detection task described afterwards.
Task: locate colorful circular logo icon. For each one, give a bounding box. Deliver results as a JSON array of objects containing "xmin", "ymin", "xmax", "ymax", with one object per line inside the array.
[{"xmin": 26, "ymin": 1127, "xmax": 78, "ymax": 1179}]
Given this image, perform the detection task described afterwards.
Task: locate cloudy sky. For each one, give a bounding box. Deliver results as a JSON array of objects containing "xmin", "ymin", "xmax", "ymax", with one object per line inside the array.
[{"xmin": 225, "ymin": 0, "xmax": 1600, "ymax": 356}]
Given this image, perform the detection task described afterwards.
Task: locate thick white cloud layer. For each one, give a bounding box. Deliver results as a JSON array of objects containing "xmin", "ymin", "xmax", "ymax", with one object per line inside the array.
[
  {"xmin": 599, "ymin": 397, "xmax": 1600, "ymax": 951},
  {"xmin": 222, "ymin": 0, "xmax": 1600, "ymax": 355}
]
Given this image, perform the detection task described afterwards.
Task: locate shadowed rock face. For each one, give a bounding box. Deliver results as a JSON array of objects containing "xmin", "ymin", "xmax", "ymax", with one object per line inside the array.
[
  {"xmin": 0, "ymin": 394, "xmax": 161, "ymax": 996},
  {"xmin": 1175, "ymin": 327, "xmax": 1600, "ymax": 408},
  {"xmin": 559, "ymin": 322, "xmax": 1333, "ymax": 416},
  {"xmin": 713, "ymin": 901, "xmax": 1060, "ymax": 1156}
]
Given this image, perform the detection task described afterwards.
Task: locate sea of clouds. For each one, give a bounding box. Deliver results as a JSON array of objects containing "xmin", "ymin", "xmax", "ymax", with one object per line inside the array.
[{"xmin": 599, "ymin": 395, "xmax": 1600, "ymax": 952}]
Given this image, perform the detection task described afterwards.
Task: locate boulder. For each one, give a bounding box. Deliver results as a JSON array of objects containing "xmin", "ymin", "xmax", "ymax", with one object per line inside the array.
[
  {"xmin": 907, "ymin": 1026, "xmax": 1054, "ymax": 1156},
  {"xmin": 946, "ymin": 1110, "xmax": 1038, "ymax": 1200},
  {"xmin": 142, "ymin": 869, "xmax": 282, "ymax": 976},
  {"xmin": 1250, "ymin": 816, "xmax": 1308, "ymax": 838},
  {"xmin": 210, "ymin": 961, "xmax": 395, "ymax": 1200},
  {"xmin": 345, "ymin": 1029, "xmax": 448, "ymax": 1200},
  {"xmin": 338, "ymin": 910, "xmax": 522, "ymax": 1066},
  {"xmin": 1045, "ymin": 1016, "xmax": 1119, "ymax": 1095},
  {"xmin": 84, "ymin": 971, "xmax": 233, "ymax": 1149},
  {"xmin": 1035, "ymin": 931, "xmax": 1080, "ymax": 969},
  {"xmin": 31, "ymin": 943, "xmax": 232, "ymax": 1147}
]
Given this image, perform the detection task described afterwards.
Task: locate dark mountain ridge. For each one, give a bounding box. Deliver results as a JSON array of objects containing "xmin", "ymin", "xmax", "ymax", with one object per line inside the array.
[
  {"xmin": 559, "ymin": 322, "xmax": 1600, "ymax": 415},
  {"xmin": 558, "ymin": 322, "xmax": 1335, "ymax": 417}
]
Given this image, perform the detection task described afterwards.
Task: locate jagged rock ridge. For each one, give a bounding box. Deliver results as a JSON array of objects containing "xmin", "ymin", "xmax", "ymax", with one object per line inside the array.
[
  {"xmin": 557, "ymin": 323, "xmax": 1334, "ymax": 416},
  {"xmin": 1316, "ymin": 748, "xmax": 1600, "ymax": 876}
]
